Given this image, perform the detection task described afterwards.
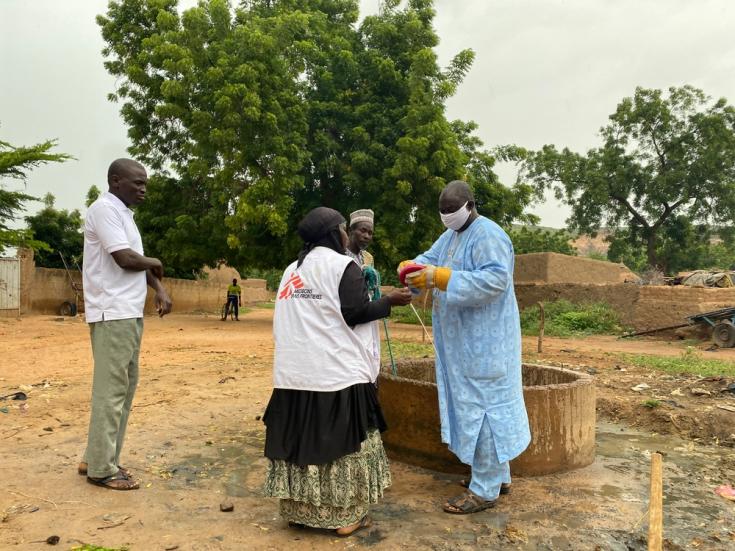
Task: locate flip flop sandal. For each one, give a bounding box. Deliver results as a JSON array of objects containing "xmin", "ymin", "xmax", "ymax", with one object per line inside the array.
[
  {"xmin": 443, "ymin": 492, "xmax": 495, "ymax": 515},
  {"xmin": 87, "ymin": 470, "xmax": 139, "ymax": 490},
  {"xmin": 459, "ymin": 479, "xmax": 511, "ymax": 495},
  {"xmin": 336, "ymin": 516, "xmax": 371, "ymax": 538},
  {"xmin": 78, "ymin": 463, "xmax": 132, "ymax": 478}
]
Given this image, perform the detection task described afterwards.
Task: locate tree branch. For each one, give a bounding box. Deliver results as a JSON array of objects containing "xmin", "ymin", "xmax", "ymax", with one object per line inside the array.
[{"xmin": 610, "ymin": 194, "xmax": 650, "ymax": 228}]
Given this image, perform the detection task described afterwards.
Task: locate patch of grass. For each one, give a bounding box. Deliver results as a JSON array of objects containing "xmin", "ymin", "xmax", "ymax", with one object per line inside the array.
[
  {"xmin": 521, "ymin": 300, "xmax": 624, "ymax": 337},
  {"xmin": 623, "ymin": 347, "xmax": 735, "ymax": 377},
  {"xmin": 381, "ymin": 340, "xmax": 434, "ymax": 361},
  {"xmin": 255, "ymin": 301, "xmax": 275, "ymax": 309},
  {"xmin": 642, "ymin": 399, "xmax": 661, "ymax": 409},
  {"xmin": 390, "ymin": 304, "xmax": 432, "ymax": 326}
]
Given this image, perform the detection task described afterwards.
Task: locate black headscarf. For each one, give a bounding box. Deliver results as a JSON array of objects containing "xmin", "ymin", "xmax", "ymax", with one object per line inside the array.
[{"xmin": 296, "ymin": 207, "xmax": 346, "ymax": 267}]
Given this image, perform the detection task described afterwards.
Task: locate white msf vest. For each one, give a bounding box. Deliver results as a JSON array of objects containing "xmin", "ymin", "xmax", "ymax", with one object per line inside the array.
[{"xmin": 273, "ymin": 246, "xmax": 378, "ymax": 391}]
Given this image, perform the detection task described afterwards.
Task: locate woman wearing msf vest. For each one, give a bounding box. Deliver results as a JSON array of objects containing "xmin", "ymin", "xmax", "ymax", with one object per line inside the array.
[{"xmin": 263, "ymin": 207, "xmax": 413, "ymax": 537}]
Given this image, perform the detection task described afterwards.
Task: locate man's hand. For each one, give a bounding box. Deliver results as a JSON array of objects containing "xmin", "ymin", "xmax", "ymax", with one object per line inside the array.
[
  {"xmin": 405, "ymin": 265, "xmax": 452, "ymax": 291},
  {"xmin": 154, "ymin": 289, "xmax": 173, "ymax": 317},
  {"xmin": 387, "ymin": 287, "xmax": 413, "ymax": 306},
  {"xmin": 239, "ymin": 300, "xmax": 243, "ymax": 307}
]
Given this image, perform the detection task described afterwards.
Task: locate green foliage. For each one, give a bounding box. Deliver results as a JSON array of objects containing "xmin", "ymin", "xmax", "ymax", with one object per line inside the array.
[
  {"xmin": 511, "ymin": 86, "xmax": 735, "ymax": 272},
  {"xmin": 623, "ymin": 347, "xmax": 735, "ymax": 377},
  {"xmin": 586, "ymin": 251, "xmax": 608, "ymax": 261},
  {"xmin": 642, "ymin": 399, "xmax": 661, "ymax": 409},
  {"xmin": 390, "ymin": 303, "xmax": 433, "ymax": 326},
  {"xmin": 381, "ymin": 339, "xmax": 434, "ymax": 362},
  {"xmin": 99, "ymin": 0, "xmax": 534, "ymax": 275},
  {"xmin": 24, "ymin": 193, "xmax": 83, "ymax": 268},
  {"xmin": 0, "ymin": 136, "xmax": 72, "ymax": 254},
  {"xmin": 520, "ymin": 300, "xmax": 623, "ymax": 337},
  {"xmin": 508, "ymin": 226, "xmax": 576, "ymax": 255},
  {"xmin": 241, "ymin": 267, "xmax": 282, "ymax": 291},
  {"xmin": 85, "ymin": 185, "xmax": 101, "ymax": 207}
]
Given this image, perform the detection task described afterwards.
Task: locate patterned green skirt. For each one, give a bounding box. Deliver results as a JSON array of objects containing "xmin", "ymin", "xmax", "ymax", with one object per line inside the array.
[{"xmin": 264, "ymin": 429, "xmax": 391, "ymax": 529}]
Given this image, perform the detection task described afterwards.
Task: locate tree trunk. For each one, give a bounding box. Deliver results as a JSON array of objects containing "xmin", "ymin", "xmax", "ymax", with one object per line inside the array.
[{"xmin": 646, "ymin": 230, "xmax": 660, "ymax": 270}]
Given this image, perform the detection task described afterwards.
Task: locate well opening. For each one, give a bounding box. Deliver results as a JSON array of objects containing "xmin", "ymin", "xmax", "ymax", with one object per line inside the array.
[{"xmin": 378, "ymin": 359, "xmax": 596, "ymax": 476}]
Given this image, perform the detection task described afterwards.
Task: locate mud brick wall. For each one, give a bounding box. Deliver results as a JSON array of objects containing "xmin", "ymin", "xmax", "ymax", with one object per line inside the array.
[
  {"xmin": 17, "ymin": 250, "xmax": 273, "ymax": 315},
  {"xmin": 515, "ymin": 282, "xmax": 735, "ymax": 332},
  {"xmin": 515, "ymin": 252, "xmax": 638, "ymax": 285}
]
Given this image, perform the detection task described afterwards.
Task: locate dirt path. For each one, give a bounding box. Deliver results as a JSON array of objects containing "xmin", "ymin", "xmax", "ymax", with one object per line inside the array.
[{"xmin": 1, "ymin": 312, "xmax": 733, "ymax": 550}]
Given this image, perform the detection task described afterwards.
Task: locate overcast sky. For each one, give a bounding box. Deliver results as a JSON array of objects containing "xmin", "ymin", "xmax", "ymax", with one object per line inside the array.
[{"xmin": 2, "ymin": 0, "xmax": 734, "ymax": 229}]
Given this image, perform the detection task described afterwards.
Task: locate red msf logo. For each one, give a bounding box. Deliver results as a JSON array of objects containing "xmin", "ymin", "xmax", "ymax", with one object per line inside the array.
[{"xmin": 278, "ymin": 273, "xmax": 304, "ymax": 300}]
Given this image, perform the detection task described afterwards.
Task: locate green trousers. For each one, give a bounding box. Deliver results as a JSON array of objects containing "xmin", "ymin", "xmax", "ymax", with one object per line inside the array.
[{"xmin": 83, "ymin": 318, "xmax": 143, "ymax": 478}]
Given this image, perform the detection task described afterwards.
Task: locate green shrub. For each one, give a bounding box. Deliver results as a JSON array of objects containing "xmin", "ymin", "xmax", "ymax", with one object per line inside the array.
[
  {"xmin": 623, "ymin": 347, "xmax": 735, "ymax": 377},
  {"xmin": 520, "ymin": 300, "xmax": 623, "ymax": 337},
  {"xmin": 390, "ymin": 304, "xmax": 433, "ymax": 326},
  {"xmin": 240, "ymin": 267, "xmax": 282, "ymax": 291}
]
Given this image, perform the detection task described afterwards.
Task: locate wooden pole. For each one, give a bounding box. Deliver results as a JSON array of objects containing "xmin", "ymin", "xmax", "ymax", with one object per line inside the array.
[
  {"xmin": 648, "ymin": 452, "xmax": 663, "ymax": 551},
  {"xmin": 537, "ymin": 302, "xmax": 545, "ymax": 354}
]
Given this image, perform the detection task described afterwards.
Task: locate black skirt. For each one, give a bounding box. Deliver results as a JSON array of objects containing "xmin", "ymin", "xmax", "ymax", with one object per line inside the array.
[{"xmin": 263, "ymin": 382, "xmax": 387, "ymax": 467}]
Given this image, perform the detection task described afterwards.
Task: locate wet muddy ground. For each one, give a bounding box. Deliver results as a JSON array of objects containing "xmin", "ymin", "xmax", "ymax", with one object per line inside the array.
[{"xmin": 1, "ymin": 312, "xmax": 734, "ymax": 550}]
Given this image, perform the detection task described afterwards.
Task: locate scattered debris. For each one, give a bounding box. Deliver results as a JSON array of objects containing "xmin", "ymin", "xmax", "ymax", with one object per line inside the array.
[
  {"xmin": 585, "ymin": 367, "xmax": 598, "ymax": 375},
  {"xmin": 723, "ymin": 383, "xmax": 735, "ymax": 394},
  {"xmin": 1, "ymin": 503, "xmax": 39, "ymax": 522},
  {"xmin": 220, "ymin": 500, "xmax": 234, "ymax": 512},
  {"xmin": 716, "ymin": 405, "xmax": 735, "ymax": 413},
  {"xmin": 43, "ymin": 427, "xmax": 53, "ymax": 432},
  {"xmin": 0, "ymin": 391, "xmax": 27, "ymax": 401},
  {"xmin": 632, "ymin": 383, "xmax": 650, "ymax": 392},
  {"xmin": 30, "ymin": 535, "xmax": 60, "ymax": 545},
  {"xmin": 714, "ymin": 485, "xmax": 735, "ymax": 502},
  {"xmin": 255, "ymin": 415, "xmax": 261, "ymax": 421},
  {"xmin": 690, "ymin": 388, "xmax": 711, "ymax": 396},
  {"xmin": 670, "ymin": 388, "xmax": 684, "ymax": 397},
  {"xmin": 0, "ymin": 407, "xmax": 8, "ymax": 414},
  {"xmin": 218, "ymin": 376, "xmax": 235, "ymax": 384},
  {"xmin": 97, "ymin": 513, "xmax": 132, "ymax": 530}
]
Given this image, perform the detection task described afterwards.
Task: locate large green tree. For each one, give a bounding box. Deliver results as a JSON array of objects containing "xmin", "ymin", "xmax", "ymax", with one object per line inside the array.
[
  {"xmin": 25, "ymin": 194, "xmax": 84, "ymax": 268},
  {"xmin": 0, "ymin": 136, "xmax": 72, "ymax": 254},
  {"xmin": 99, "ymin": 0, "xmax": 535, "ymax": 274},
  {"xmin": 508, "ymin": 86, "xmax": 735, "ymax": 271}
]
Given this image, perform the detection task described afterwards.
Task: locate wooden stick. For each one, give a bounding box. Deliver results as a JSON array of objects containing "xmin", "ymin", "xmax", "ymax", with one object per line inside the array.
[
  {"xmin": 648, "ymin": 452, "xmax": 663, "ymax": 551},
  {"xmin": 537, "ymin": 302, "xmax": 545, "ymax": 354},
  {"xmin": 8, "ymin": 490, "xmax": 58, "ymax": 510}
]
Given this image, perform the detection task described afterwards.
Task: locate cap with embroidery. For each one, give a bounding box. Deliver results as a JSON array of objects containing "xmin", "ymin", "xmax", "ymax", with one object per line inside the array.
[{"xmin": 350, "ymin": 209, "xmax": 374, "ymax": 226}]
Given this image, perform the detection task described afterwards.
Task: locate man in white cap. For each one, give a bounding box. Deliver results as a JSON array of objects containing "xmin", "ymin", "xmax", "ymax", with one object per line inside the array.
[
  {"xmin": 346, "ymin": 208, "xmax": 382, "ymax": 377},
  {"xmin": 346, "ymin": 209, "xmax": 374, "ymax": 268}
]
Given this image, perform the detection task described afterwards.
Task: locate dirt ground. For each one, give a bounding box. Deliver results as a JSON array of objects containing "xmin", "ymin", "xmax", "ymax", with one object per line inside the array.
[{"xmin": 1, "ymin": 311, "xmax": 734, "ymax": 550}]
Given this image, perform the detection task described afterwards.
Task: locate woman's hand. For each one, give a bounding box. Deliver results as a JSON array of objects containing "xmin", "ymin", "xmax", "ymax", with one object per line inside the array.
[{"xmin": 387, "ymin": 287, "xmax": 413, "ymax": 306}]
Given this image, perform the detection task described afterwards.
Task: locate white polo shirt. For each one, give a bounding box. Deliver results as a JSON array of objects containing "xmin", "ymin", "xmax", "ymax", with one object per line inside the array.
[{"xmin": 83, "ymin": 192, "xmax": 147, "ymax": 323}]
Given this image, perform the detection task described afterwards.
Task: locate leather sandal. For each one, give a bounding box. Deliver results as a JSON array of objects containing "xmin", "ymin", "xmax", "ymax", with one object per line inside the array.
[
  {"xmin": 443, "ymin": 491, "xmax": 495, "ymax": 514},
  {"xmin": 87, "ymin": 469, "xmax": 140, "ymax": 490}
]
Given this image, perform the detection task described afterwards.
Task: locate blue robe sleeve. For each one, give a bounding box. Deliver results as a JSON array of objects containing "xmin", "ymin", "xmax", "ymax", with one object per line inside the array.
[
  {"xmin": 413, "ymin": 231, "xmax": 450, "ymax": 266},
  {"xmin": 444, "ymin": 227, "xmax": 512, "ymax": 307}
]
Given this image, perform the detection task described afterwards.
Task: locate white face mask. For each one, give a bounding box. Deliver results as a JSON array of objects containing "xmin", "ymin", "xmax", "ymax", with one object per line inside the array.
[{"xmin": 440, "ymin": 202, "xmax": 471, "ymax": 231}]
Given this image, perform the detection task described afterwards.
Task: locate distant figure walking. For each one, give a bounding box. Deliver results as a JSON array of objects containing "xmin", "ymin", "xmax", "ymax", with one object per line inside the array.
[{"xmin": 79, "ymin": 158, "xmax": 172, "ymax": 490}]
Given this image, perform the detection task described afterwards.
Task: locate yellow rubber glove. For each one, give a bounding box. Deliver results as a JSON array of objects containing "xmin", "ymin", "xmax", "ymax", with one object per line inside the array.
[{"xmin": 404, "ymin": 265, "xmax": 452, "ymax": 291}]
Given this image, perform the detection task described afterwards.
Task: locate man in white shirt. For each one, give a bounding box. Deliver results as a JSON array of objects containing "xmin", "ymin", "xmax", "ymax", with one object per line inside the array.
[{"xmin": 78, "ymin": 158, "xmax": 172, "ymax": 490}]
